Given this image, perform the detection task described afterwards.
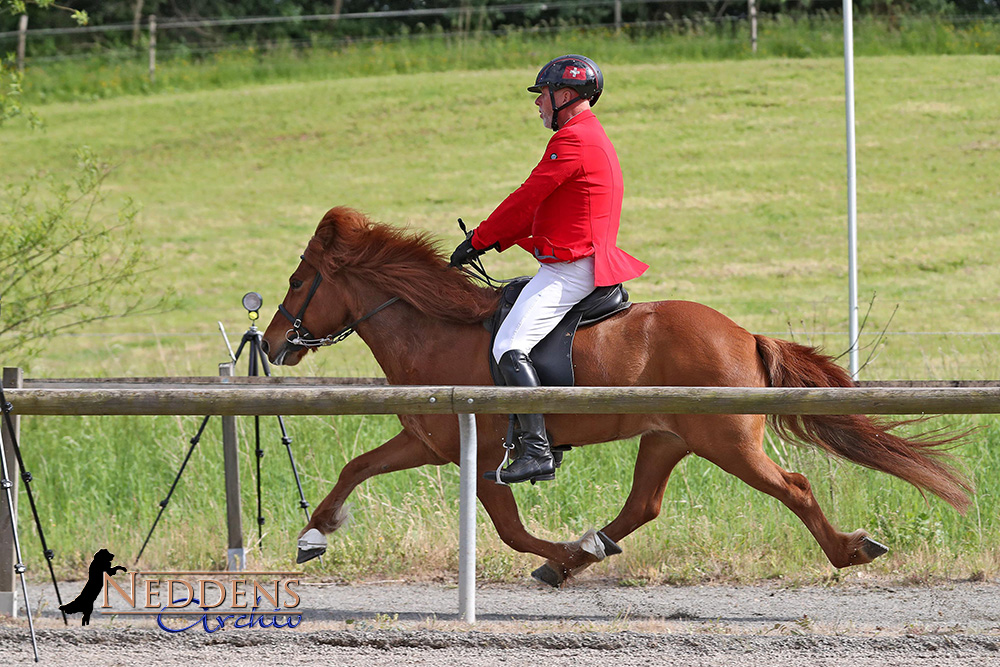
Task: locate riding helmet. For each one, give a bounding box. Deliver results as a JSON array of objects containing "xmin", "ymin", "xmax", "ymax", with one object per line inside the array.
[{"xmin": 527, "ymin": 54, "xmax": 604, "ymax": 107}]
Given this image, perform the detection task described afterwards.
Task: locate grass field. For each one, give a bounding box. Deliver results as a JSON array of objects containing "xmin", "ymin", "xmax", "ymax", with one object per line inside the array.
[{"xmin": 3, "ymin": 34, "xmax": 1000, "ymax": 583}]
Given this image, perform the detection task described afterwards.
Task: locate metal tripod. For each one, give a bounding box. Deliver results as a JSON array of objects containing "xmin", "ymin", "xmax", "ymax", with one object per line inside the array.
[
  {"xmin": 0, "ymin": 390, "xmax": 40, "ymax": 661},
  {"xmin": 135, "ymin": 321, "xmax": 312, "ymax": 565},
  {"xmin": 0, "ymin": 300, "xmax": 71, "ymax": 661}
]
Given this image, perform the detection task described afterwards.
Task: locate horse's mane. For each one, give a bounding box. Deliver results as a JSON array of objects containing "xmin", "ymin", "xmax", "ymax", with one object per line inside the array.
[{"xmin": 303, "ymin": 207, "xmax": 501, "ymax": 324}]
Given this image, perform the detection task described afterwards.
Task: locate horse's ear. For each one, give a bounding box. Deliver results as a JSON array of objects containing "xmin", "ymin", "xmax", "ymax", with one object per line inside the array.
[
  {"xmin": 314, "ymin": 208, "xmax": 344, "ymax": 249},
  {"xmin": 315, "ymin": 206, "xmax": 367, "ymax": 249}
]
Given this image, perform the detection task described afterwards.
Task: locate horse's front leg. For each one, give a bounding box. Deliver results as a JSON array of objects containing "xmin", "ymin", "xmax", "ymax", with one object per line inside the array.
[
  {"xmin": 476, "ymin": 479, "xmax": 599, "ymax": 573},
  {"xmin": 475, "ymin": 426, "xmax": 611, "ymax": 583},
  {"xmin": 297, "ymin": 428, "xmax": 446, "ymax": 563}
]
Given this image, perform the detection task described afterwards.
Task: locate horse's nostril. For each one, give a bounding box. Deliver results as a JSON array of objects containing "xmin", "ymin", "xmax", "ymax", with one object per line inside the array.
[{"xmin": 260, "ymin": 338, "xmax": 270, "ymax": 355}]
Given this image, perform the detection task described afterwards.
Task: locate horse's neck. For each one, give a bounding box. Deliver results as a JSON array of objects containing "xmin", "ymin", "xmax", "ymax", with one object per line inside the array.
[{"xmin": 355, "ymin": 298, "xmax": 488, "ymax": 386}]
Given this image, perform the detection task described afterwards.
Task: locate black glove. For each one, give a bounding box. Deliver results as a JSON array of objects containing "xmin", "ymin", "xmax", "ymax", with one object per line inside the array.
[{"xmin": 450, "ymin": 235, "xmax": 485, "ymax": 267}]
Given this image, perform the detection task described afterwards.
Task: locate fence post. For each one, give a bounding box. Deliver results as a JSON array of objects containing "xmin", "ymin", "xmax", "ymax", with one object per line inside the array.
[
  {"xmin": 148, "ymin": 14, "xmax": 157, "ymax": 85},
  {"xmin": 16, "ymin": 15, "xmax": 28, "ymax": 73},
  {"xmin": 219, "ymin": 363, "xmax": 245, "ymax": 570},
  {"xmin": 457, "ymin": 413, "xmax": 476, "ymax": 624},
  {"xmin": 0, "ymin": 368, "xmax": 23, "ymax": 617},
  {"xmin": 614, "ymin": 0, "xmax": 622, "ymax": 31},
  {"xmin": 748, "ymin": 0, "xmax": 758, "ymax": 53}
]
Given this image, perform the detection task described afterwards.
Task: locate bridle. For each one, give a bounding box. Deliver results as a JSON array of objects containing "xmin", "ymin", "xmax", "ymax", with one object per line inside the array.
[{"xmin": 277, "ymin": 256, "xmax": 400, "ymax": 349}]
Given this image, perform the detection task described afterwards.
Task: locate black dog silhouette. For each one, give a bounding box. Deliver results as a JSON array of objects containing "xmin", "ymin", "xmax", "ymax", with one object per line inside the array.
[{"xmin": 59, "ymin": 549, "xmax": 128, "ymax": 626}]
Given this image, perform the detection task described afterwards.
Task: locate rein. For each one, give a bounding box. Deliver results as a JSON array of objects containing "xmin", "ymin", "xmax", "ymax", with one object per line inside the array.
[
  {"xmin": 455, "ymin": 218, "xmax": 514, "ymax": 290},
  {"xmin": 278, "ymin": 256, "xmax": 400, "ymax": 349}
]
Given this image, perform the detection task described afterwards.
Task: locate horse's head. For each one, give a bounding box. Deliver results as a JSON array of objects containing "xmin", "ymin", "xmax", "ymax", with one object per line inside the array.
[
  {"xmin": 262, "ymin": 206, "xmax": 502, "ymax": 366},
  {"xmin": 261, "ymin": 207, "xmax": 364, "ymax": 366}
]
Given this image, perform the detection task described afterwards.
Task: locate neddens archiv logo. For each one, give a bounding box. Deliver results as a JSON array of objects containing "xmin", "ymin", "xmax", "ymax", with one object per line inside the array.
[{"xmin": 100, "ymin": 569, "xmax": 304, "ymax": 633}]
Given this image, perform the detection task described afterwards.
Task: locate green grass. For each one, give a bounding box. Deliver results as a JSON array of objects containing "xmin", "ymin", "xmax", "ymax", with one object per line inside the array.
[
  {"xmin": 14, "ymin": 16, "xmax": 1000, "ymax": 105},
  {"xmin": 3, "ymin": 31, "xmax": 1000, "ymax": 582},
  {"xmin": 17, "ymin": 412, "xmax": 1000, "ymax": 583}
]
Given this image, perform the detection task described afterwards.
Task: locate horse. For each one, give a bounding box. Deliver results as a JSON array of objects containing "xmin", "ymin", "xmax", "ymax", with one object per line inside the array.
[{"xmin": 260, "ymin": 206, "xmax": 971, "ymax": 585}]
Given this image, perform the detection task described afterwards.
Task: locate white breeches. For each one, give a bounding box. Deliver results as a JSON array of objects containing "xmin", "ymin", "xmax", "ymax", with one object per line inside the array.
[{"xmin": 492, "ymin": 256, "xmax": 596, "ymax": 364}]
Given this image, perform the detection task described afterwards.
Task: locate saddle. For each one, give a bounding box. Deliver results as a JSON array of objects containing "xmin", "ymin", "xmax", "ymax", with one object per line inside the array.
[{"xmin": 485, "ymin": 277, "xmax": 632, "ymax": 387}]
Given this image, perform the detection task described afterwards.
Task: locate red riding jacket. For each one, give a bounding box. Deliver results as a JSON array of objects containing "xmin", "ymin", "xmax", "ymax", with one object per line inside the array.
[{"xmin": 471, "ymin": 109, "xmax": 648, "ymax": 287}]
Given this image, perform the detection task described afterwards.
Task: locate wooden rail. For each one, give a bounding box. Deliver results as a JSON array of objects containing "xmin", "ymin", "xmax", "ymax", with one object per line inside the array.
[{"xmin": 5, "ymin": 385, "xmax": 1000, "ymax": 416}]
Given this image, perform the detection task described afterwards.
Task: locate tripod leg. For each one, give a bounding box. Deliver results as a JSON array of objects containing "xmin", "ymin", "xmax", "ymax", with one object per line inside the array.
[
  {"xmin": 135, "ymin": 415, "xmax": 211, "ymax": 565},
  {"xmin": 0, "ymin": 414, "xmax": 38, "ymax": 660},
  {"xmin": 2, "ymin": 379, "xmax": 67, "ymax": 627},
  {"xmin": 256, "ymin": 340, "xmax": 313, "ymax": 523},
  {"xmin": 276, "ymin": 416, "xmax": 311, "ymax": 522},
  {"xmin": 254, "ymin": 415, "xmax": 264, "ymax": 550}
]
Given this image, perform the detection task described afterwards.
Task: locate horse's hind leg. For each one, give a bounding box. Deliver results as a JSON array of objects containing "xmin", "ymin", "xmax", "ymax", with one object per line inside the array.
[
  {"xmin": 688, "ymin": 414, "xmax": 887, "ymax": 569},
  {"xmin": 535, "ymin": 432, "xmax": 690, "ymax": 585}
]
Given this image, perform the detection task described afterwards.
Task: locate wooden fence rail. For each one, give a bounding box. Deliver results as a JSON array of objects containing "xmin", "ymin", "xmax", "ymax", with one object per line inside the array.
[{"xmin": 5, "ymin": 385, "xmax": 1000, "ymax": 416}]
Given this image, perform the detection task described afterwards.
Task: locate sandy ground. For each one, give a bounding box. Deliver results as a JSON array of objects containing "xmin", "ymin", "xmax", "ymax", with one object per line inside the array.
[{"xmin": 1, "ymin": 578, "xmax": 999, "ymax": 665}]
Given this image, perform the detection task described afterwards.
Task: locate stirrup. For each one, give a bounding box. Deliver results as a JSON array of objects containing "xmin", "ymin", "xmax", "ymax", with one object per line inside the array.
[
  {"xmin": 488, "ymin": 433, "xmax": 516, "ymax": 487},
  {"xmin": 484, "ymin": 430, "xmax": 555, "ymax": 485}
]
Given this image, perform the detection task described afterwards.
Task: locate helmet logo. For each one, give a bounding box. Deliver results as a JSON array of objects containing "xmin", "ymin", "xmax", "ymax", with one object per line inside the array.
[{"xmin": 564, "ymin": 66, "xmax": 587, "ymax": 81}]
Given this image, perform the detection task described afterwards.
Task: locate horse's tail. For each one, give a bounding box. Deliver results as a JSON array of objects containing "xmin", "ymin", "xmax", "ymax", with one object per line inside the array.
[{"xmin": 753, "ymin": 335, "xmax": 972, "ymax": 513}]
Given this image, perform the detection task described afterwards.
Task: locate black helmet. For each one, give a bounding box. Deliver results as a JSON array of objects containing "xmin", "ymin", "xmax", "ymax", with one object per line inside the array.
[{"xmin": 528, "ymin": 54, "xmax": 604, "ymax": 107}]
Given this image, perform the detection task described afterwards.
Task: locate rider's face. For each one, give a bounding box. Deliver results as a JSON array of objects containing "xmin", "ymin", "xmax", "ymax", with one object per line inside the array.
[{"xmin": 534, "ymin": 87, "xmax": 572, "ymax": 129}]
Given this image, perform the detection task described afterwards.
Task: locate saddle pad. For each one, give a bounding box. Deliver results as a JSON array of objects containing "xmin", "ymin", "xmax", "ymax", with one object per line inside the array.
[{"xmin": 486, "ymin": 277, "xmax": 631, "ymax": 387}]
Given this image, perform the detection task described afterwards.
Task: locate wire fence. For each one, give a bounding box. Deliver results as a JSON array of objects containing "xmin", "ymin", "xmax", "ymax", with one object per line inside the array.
[{"xmin": 3, "ymin": 2, "xmax": 998, "ymax": 71}]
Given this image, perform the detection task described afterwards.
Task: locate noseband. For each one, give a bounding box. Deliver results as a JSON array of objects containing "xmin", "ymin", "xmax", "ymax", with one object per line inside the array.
[{"xmin": 277, "ymin": 257, "xmax": 400, "ymax": 348}]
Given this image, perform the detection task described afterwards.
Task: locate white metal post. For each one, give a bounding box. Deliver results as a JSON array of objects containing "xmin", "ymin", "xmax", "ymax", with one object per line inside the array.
[
  {"xmin": 457, "ymin": 413, "xmax": 476, "ymax": 624},
  {"xmin": 843, "ymin": 0, "xmax": 860, "ymax": 379}
]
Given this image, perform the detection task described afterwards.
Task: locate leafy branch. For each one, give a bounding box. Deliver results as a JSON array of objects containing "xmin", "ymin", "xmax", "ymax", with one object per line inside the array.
[
  {"xmin": 0, "ymin": 147, "xmax": 174, "ymax": 361},
  {"xmin": 2, "ymin": 1, "xmax": 89, "ymax": 26}
]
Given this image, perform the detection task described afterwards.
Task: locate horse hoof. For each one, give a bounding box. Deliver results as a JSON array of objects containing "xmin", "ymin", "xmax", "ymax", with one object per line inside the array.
[
  {"xmin": 296, "ymin": 528, "xmax": 327, "ymax": 564},
  {"xmin": 297, "ymin": 547, "xmax": 326, "ymax": 564},
  {"xmin": 860, "ymin": 536, "xmax": 889, "ymax": 560},
  {"xmin": 597, "ymin": 530, "xmax": 623, "ymax": 557},
  {"xmin": 531, "ymin": 563, "xmax": 564, "ymax": 588}
]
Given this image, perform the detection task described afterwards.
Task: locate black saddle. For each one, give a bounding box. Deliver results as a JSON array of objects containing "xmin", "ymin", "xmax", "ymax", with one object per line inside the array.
[{"xmin": 486, "ymin": 277, "xmax": 631, "ymax": 387}]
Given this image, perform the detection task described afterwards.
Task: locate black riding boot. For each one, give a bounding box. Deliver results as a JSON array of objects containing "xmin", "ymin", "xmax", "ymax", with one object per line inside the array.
[{"xmin": 491, "ymin": 350, "xmax": 556, "ymax": 484}]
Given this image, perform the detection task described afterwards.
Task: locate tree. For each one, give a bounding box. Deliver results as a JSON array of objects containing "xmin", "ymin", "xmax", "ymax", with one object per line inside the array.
[{"xmin": 0, "ymin": 148, "xmax": 173, "ymax": 362}]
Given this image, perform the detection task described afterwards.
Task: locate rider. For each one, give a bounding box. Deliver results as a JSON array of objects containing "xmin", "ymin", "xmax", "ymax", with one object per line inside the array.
[{"xmin": 451, "ymin": 54, "xmax": 648, "ymax": 485}]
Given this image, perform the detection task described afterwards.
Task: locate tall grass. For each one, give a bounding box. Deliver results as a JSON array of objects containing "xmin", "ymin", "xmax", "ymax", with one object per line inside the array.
[
  {"xmin": 17, "ymin": 16, "xmax": 1000, "ymax": 104},
  {"xmin": 18, "ymin": 410, "xmax": 999, "ymax": 583}
]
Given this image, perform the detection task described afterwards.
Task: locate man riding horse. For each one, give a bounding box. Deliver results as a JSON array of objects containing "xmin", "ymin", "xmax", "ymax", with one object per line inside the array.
[{"xmin": 451, "ymin": 55, "xmax": 648, "ymax": 485}]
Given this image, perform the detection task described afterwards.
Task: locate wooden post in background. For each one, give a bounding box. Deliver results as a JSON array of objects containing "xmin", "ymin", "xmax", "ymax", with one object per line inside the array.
[
  {"xmin": 16, "ymin": 15, "xmax": 28, "ymax": 73},
  {"xmin": 219, "ymin": 363, "xmax": 245, "ymax": 571},
  {"xmin": 0, "ymin": 368, "xmax": 23, "ymax": 617},
  {"xmin": 614, "ymin": 0, "xmax": 622, "ymax": 31},
  {"xmin": 131, "ymin": 0, "xmax": 145, "ymax": 45},
  {"xmin": 148, "ymin": 14, "xmax": 157, "ymax": 84},
  {"xmin": 749, "ymin": 0, "xmax": 758, "ymax": 53}
]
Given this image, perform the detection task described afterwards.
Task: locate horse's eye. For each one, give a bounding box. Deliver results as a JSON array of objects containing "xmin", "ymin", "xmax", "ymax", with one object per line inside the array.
[{"xmin": 290, "ymin": 279, "xmax": 303, "ymax": 289}]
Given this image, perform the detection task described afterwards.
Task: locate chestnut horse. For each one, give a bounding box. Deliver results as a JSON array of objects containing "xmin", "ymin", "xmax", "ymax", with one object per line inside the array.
[{"xmin": 261, "ymin": 207, "xmax": 970, "ymax": 585}]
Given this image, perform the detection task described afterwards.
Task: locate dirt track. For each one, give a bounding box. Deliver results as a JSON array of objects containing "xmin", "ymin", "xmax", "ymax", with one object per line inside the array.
[{"xmin": 2, "ymin": 579, "xmax": 999, "ymax": 665}]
